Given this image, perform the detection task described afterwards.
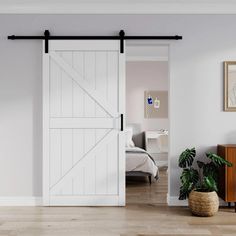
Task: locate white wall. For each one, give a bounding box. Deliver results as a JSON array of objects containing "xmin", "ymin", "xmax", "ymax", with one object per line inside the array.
[{"xmin": 0, "ymin": 15, "xmax": 236, "ymax": 202}]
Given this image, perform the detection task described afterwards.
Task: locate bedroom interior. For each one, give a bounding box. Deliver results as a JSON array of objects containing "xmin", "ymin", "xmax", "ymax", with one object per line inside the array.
[{"xmin": 125, "ymin": 44, "xmax": 169, "ymax": 204}]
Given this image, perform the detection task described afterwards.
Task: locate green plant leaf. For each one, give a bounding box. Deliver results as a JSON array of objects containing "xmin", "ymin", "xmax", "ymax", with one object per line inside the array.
[
  {"xmin": 202, "ymin": 176, "xmax": 218, "ymax": 192},
  {"xmin": 179, "ymin": 168, "xmax": 199, "ymax": 200},
  {"xmin": 180, "ymin": 168, "xmax": 199, "ymax": 185},
  {"xmin": 203, "ymin": 162, "xmax": 218, "ymax": 181},
  {"xmin": 206, "ymin": 152, "xmax": 233, "ymax": 167},
  {"xmin": 179, "ymin": 148, "xmax": 196, "ymax": 168},
  {"xmin": 179, "ymin": 185, "xmax": 190, "ymax": 200}
]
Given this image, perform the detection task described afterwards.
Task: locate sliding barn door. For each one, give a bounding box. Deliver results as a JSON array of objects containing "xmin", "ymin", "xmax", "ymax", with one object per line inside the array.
[{"xmin": 43, "ymin": 40, "xmax": 125, "ymax": 206}]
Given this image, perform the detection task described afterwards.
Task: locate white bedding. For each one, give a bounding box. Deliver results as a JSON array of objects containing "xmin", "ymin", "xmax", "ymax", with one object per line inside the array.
[{"xmin": 126, "ymin": 147, "xmax": 158, "ymax": 178}]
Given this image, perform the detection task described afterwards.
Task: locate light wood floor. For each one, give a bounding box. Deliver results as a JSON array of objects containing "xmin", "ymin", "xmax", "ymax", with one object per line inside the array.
[
  {"xmin": 0, "ymin": 170, "xmax": 235, "ymax": 236},
  {"xmin": 126, "ymin": 168, "xmax": 168, "ymax": 205}
]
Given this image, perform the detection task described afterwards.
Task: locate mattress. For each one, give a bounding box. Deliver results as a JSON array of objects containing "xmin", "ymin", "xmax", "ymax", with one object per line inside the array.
[{"xmin": 126, "ymin": 147, "xmax": 159, "ymax": 178}]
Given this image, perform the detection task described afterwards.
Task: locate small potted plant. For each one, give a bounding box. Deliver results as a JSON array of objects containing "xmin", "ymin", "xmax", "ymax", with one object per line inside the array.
[{"xmin": 178, "ymin": 147, "xmax": 232, "ymax": 216}]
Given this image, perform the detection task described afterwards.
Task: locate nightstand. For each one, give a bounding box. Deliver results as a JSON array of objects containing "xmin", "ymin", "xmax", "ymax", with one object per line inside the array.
[{"xmin": 145, "ymin": 131, "xmax": 168, "ymax": 167}]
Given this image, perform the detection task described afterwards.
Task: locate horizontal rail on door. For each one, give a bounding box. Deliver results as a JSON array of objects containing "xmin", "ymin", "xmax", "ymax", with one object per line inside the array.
[
  {"xmin": 8, "ymin": 30, "xmax": 183, "ymax": 53},
  {"xmin": 7, "ymin": 33, "xmax": 183, "ymax": 41},
  {"xmin": 8, "ymin": 35, "xmax": 183, "ymax": 40}
]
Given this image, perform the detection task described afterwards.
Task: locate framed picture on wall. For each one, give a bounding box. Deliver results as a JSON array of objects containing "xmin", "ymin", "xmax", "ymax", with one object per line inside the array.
[
  {"xmin": 224, "ymin": 61, "xmax": 236, "ymax": 111},
  {"xmin": 144, "ymin": 90, "xmax": 168, "ymax": 118}
]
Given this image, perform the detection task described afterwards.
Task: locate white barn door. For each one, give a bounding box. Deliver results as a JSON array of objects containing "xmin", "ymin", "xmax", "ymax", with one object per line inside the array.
[{"xmin": 43, "ymin": 40, "xmax": 125, "ymax": 206}]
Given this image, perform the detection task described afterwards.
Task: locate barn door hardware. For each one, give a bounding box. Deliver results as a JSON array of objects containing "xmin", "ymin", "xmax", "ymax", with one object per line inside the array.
[
  {"xmin": 8, "ymin": 30, "xmax": 182, "ymax": 54},
  {"xmin": 44, "ymin": 30, "xmax": 50, "ymax": 53},
  {"xmin": 119, "ymin": 30, "xmax": 125, "ymax": 53}
]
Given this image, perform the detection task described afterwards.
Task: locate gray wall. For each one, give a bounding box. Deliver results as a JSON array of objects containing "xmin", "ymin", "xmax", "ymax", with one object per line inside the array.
[
  {"xmin": 126, "ymin": 61, "xmax": 168, "ymax": 132},
  {"xmin": 0, "ymin": 15, "xmax": 236, "ymax": 200}
]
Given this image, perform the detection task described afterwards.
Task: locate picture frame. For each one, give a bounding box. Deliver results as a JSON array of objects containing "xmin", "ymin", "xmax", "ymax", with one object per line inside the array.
[
  {"xmin": 144, "ymin": 90, "xmax": 168, "ymax": 118},
  {"xmin": 224, "ymin": 61, "xmax": 236, "ymax": 111}
]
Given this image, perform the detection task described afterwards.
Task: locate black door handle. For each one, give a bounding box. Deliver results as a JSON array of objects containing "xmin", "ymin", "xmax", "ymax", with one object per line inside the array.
[{"xmin": 121, "ymin": 114, "xmax": 124, "ymax": 131}]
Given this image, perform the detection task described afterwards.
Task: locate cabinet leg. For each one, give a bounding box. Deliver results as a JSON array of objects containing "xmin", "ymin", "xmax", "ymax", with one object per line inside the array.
[{"xmin": 228, "ymin": 202, "xmax": 231, "ymax": 208}]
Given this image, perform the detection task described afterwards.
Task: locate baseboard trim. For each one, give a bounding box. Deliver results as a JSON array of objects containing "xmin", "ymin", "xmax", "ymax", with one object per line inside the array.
[
  {"xmin": 167, "ymin": 194, "xmax": 228, "ymax": 207},
  {"xmin": 167, "ymin": 194, "xmax": 188, "ymax": 206},
  {"xmin": 0, "ymin": 197, "xmax": 42, "ymax": 206},
  {"xmin": 0, "ymin": 196, "xmax": 228, "ymax": 207}
]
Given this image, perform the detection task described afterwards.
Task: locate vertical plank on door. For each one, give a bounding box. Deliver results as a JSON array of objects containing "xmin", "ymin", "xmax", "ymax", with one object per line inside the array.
[
  {"xmin": 72, "ymin": 52, "xmax": 84, "ymax": 117},
  {"xmin": 84, "ymin": 52, "xmax": 96, "ymax": 117},
  {"xmin": 60, "ymin": 52, "xmax": 73, "ymax": 194},
  {"xmin": 95, "ymin": 52, "xmax": 109, "ymax": 194},
  {"xmin": 107, "ymin": 51, "xmax": 119, "ymax": 195},
  {"xmin": 61, "ymin": 52, "xmax": 73, "ymax": 117},
  {"xmin": 50, "ymin": 60, "xmax": 61, "ymax": 117},
  {"xmin": 118, "ymin": 43, "xmax": 126, "ymax": 205},
  {"xmin": 72, "ymin": 51, "xmax": 85, "ymax": 194},
  {"xmin": 84, "ymin": 129, "xmax": 96, "ymax": 194},
  {"xmin": 61, "ymin": 129, "xmax": 73, "ymax": 194},
  {"xmin": 95, "ymin": 52, "xmax": 108, "ymax": 117},
  {"xmin": 107, "ymin": 135, "xmax": 118, "ymax": 195},
  {"xmin": 50, "ymin": 129, "xmax": 61, "ymax": 189},
  {"xmin": 73, "ymin": 165, "xmax": 84, "ymax": 195},
  {"xmin": 72, "ymin": 129, "xmax": 84, "ymax": 194},
  {"xmin": 83, "ymin": 52, "xmax": 96, "ymax": 195},
  {"xmin": 43, "ymin": 48, "xmax": 50, "ymax": 205},
  {"xmin": 84, "ymin": 155, "xmax": 96, "ymax": 195},
  {"xmin": 107, "ymin": 52, "xmax": 118, "ymax": 112},
  {"xmin": 95, "ymin": 129, "xmax": 109, "ymax": 194}
]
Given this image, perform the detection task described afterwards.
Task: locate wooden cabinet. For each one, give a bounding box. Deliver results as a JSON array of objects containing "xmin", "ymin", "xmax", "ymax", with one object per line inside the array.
[{"xmin": 218, "ymin": 144, "xmax": 236, "ymax": 212}]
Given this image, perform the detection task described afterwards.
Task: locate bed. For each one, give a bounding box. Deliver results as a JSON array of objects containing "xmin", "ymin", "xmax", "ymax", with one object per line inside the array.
[
  {"xmin": 126, "ymin": 147, "xmax": 159, "ymax": 184},
  {"xmin": 125, "ymin": 126, "xmax": 159, "ymax": 184}
]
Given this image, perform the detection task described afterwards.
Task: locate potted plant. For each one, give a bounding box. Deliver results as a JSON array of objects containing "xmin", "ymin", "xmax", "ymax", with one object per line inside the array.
[{"xmin": 178, "ymin": 147, "xmax": 232, "ymax": 216}]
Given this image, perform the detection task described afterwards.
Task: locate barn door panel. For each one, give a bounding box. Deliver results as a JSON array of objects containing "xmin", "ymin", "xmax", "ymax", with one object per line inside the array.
[{"xmin": 43, "ymin": 40, "xmax": 125, "ymax": 206}]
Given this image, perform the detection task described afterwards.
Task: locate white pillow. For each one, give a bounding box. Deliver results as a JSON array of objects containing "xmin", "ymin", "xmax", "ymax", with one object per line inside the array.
[{"xmin": 125, "ymin": 127, "xmax": 135, "ymax": 148}]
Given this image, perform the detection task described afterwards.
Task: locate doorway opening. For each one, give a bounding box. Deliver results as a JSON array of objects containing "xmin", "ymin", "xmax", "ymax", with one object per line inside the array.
[{"xmin": 125, "ymin": 42, "xmax": 169, "ymax": 205}]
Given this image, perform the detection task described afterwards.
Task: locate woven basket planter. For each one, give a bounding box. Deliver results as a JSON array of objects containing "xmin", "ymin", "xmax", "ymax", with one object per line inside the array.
[{"xmin": 188, "ymin": 190, "xmax": 219, "ymax": 217}]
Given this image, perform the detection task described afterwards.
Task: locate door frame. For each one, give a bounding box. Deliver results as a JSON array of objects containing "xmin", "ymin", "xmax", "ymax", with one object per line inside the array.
[{"xmin": 125, "ymin": 41, "xmax": 171, "ymax": 205}]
